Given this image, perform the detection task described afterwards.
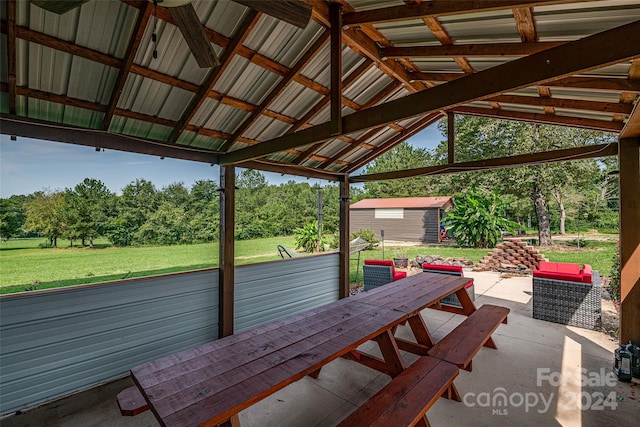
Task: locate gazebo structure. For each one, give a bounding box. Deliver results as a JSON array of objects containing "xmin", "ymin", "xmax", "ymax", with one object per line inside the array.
[{"xmin": 1, "ymin": 0, "xmax": 639, "ymax": 416}]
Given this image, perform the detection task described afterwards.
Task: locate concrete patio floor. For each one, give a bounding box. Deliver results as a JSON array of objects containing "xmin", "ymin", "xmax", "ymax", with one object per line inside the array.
[{"xmin": 3, "ymin": 271, "xmax": 638, "ymax": 427}]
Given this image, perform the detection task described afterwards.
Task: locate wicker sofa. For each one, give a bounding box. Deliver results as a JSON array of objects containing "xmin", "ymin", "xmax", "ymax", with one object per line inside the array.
[{"xmin": 532, "ymin": 261, "xmax": 601, "ymax": 329}]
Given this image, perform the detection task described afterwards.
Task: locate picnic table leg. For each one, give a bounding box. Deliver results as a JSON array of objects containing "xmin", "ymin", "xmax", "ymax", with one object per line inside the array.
[
  {"xmin": 394, "ymin": 314, "xmax": 435, "ymax": 355},
  {"xmin": 217, "ymin": 414, "xmax": 240, "ymax": 427},
  {"xmin": 455, "ymin": 287, "xmax": 498, "ymax": 349},
  {"xmin": 415, "ymin": 415, "xmax": 431, "ymax": 427},
  {"xmin": 375, "ymin": 329, "xmax": 407, "ymax": 377}
]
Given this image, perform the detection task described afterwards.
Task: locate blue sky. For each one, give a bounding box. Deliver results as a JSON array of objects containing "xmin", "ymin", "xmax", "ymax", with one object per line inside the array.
[{"xmin": 0, "ymin": 123, "xmax": 444, "ymax": 197}]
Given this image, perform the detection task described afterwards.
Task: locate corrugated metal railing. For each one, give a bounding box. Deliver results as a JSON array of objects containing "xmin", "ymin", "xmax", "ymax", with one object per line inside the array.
[
  {"xmin": 0, "ymin": 254, "xmax": 340, "ymax": 415},
  {"xmin": 0, "ymin": 270, "xmax": 220, "ymax": 415},
  {"xmin": 235, "ymin": 253, "xmax": 340, "ymax": 332}
]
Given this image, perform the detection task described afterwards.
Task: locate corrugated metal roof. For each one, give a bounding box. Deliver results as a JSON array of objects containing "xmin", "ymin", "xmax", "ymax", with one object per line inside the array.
[
  {"xmin": 3, "ymin": 0, "xmax": 639, "ymax": 178},
  {"xmin": 351, "ymin": 197, "xmax": 453, "ymax": 209}
]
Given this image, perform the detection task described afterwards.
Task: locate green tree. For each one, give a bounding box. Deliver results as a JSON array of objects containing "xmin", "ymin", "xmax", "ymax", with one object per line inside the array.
[
  {"xmin": 67, "ymin": 178, "xmax": 113, "ymax": 247},
  {"xmin": 446, "ymin": 190, "xmax": 518, "ymax": 248},
  {"xmin": 106, "ymin": 179, "xmax": 160, "ymax": 246},
  {"xmin": 363, "ymin": 142, "xmax": 439, "ymax": 198},
  {"xmin": 23, "ymin": 190, "xmax": 67, "ymax": 247},
  {"xmin": 187, "ymin": 179, "xmax": 219, "ymax": 242},
  {"xmin": 0, "ymin": 196, "xmax": 27, "ymax": 239}
]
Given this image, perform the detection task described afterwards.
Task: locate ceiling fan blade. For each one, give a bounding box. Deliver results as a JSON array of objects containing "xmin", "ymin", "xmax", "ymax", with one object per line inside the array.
[
  {"xmin": 168, "ymin": 4, "xmax": 220, "ymax": 68},
  {"xmin": 235, "ymin": 0, "xmax": 312, "ymax": 29},
  {"xmin": 31, "ymin": 0, "xmax": 91, "ymax": 14}
]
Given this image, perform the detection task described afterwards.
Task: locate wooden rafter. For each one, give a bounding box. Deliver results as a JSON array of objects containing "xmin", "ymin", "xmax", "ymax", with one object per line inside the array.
[
  {"xmin": 350, "ymin": 143, "xmax": 619, "ymax": 182},
  {"xmin": 381, "ymin": 42, "xmax": 564, "ymax": 58},
  {"xmin": 220, "ymin": 31, "xmax": 330, "ymax": 152},
  {"xmin": 330, "ymin": 2, "xmax": 343, "ymax": 136},
  {"xmin": 619, "ymin": 59, "xmax": 640, "ymax": 137},
  {"xmin": 453, "ymin": 106, "xmax": 623, "ymax": 132},
  {"xmin": 168, "ymin": 11, "xmax": 261, "ymax": 143},
  {"xmin": 6, "ymin": 0, "xmax": 16, "ymax": 114},
  {"xmin": 102, "ymin": 1, "xmax": 153, "ymax": 130},
  {"xmin": 342, "ymin": 0, "xmax": 588, "ymax": 26},
  {"xmin": 221, "ymin": 19, "xmax": 640, "ymax": 165}
]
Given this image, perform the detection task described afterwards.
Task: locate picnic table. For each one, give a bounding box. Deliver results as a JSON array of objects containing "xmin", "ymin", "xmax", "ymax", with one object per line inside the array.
[{"xmin": 123, "ymin": 272, "xmax": 490, "ymax": 427}]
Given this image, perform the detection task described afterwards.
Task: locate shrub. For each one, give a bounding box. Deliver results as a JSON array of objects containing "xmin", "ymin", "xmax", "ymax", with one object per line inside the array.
[
  {"xmin": 447, "ymin": 190, "xmax": 518, "ymax": 248},
  {"xmin": 294, "ymin": 221, "xmax": 326, "ymax": 253}
]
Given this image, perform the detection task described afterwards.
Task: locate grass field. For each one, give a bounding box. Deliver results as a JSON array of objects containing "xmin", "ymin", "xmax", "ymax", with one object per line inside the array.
[
  {"xmin": 1, "ymin": 237, "xmax": 617, "ymax": 294},
  {"xmin": 0, "ymin": 236, "xmax": 295, "ymax": 294}
]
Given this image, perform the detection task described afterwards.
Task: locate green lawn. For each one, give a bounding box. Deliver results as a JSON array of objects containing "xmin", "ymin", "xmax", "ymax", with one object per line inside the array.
[
  {"xmin": 0, "ymin": 236, "xmax": 296, "ymax": 294},
  {"xmin": 1, "ymin": 237, "xmax": 617, "ymax": 294}
]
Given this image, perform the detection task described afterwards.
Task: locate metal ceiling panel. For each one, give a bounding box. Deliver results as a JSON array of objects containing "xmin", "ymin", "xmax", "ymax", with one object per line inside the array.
[
  {"xmin": 199, "ymin": 0, "xmax": 249, "ymax": 38},
  {"xmin": 439, "ymin": 11, "xmax": 521, "ymax": 44},
  {"xmin": 243, "ymin": 15, "xmax": 325, "ymax": 68},
  {"xmin": 118, "ymin": 74, "xmax": 193, "ymax": 121},
  {"xmin": 344, "ymin": 68, "xmax": 392, "ymax": 105},
  {"xmin": 412, "ymin": 58, "xmax": 462, "ymax": 72},
  {"xmin": 347, "ymin": 0, "xmax": 404, "ymax": 11},
  {"xmin": 536, "ymin": 1, "xmax": 640, "ymax": 40},
  {"xmin": 269, "ymin": 82, "xmax": 322, "ymax": 119},
  {"xmin": 245, "ymin": 115, "xmax": 292, "ymax": 141},
  {"xmin": 375, "ymin": 20, "xmax": 439, "ymax": 46},
  {"xmin": 467, "ymin": 58, "xmax": 515, "ymax": 72},
  {"xmin": 110, "ymin": 116, "xmax": 172, "ymax": 141},
  {"xmin": 214, "ymin": 58, "xmax": 281, "ymax": 105}
]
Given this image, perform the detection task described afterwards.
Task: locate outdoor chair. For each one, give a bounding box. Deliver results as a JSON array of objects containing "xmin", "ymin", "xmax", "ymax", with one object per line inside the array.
[{"xmin": 363, "ymin": 265, "xmax": 394, "ymax": 291}]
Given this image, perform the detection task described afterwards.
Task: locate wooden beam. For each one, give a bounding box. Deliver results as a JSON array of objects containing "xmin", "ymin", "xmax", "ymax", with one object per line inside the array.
[
  {"xmin": 452, "ymin": 106, "xmax": 624, "ymax": 132},
  {"xmin": 447, "ymin": 111, "xmax": 455, "ymax": 164},
  {"xmin": 618, "ymin": 136, "xmax": 640, "ymax": 344},
  {"xmin": 486, "ymin": 94, "xmax": 634, "ymax": 115},
  {"xmin": 339, "ymin": 174, "xmax": 350, "ymax": 299},
  {"xmin": 15, "ymin": 86, "xmax": 106, "ymax": 112},
  {"xmin": 169, "ymin": 11, "xmax": 260, "ymax": 143},
  {"xmin": 7, "ymin": 0, "xmax": 16, "ymax": 114},
  {"xmin": 620, "ymin": 102, "xmax": 640, "ymax": 138},
  {"xmin": 102, "ymin": 2, "xmax": 153, "ymax": 130},
  {"xmin": 381, "ymin": 42, "xmax": 564, "ymax": 58},
  {"xmin": 344, "ymin": 113, "xmax": 443, "ymax": 174},
  {"xmin": 220, "ymin": 31, "xmax": 330, "ymax": 152},
  {"xmin": 0, "ymin": 114, "xmax": 220, "ymax": 163},
  {"xmin": 350, "ymin": 143, "xmax": 619, "ymax": 182},
  {"xmin": 513, "ymin": 7, "xmax": 537, "ymax": 42},
  {"xmin": 342, "ymin": 0, "xmax": 585, "ymax": 26},
  {"xmin": 237, "ymin": 160, "xmax": 341, "ymax": 181},
  {"xmin": 219, "ymin": 165, "xmax": 235, "ymax": 338},
  {"xmin": 221, "ymin": 20, "xmax": 640, "ymax": 165},
  {"xmin": 330, "ymin": 2, "xmax": 343, "ymax": 136}
]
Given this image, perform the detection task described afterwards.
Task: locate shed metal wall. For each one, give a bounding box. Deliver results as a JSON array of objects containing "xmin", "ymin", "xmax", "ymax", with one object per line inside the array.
[
  {"xmin": 0, "ymin": 270, "xmax": 219, "ymax": 415},
  {"xmin": 234, "ymin": 254, "xmax": 340, "ymax": 332},
  {"xmin": 351, "ymin": 208, "xmax": 440, "ymax": 243}
]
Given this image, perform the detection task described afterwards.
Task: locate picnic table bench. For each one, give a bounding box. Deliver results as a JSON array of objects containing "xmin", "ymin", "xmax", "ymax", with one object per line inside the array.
[{"xmin": 118, "ymin": 272, "xmax": 507, "ymax": 426}]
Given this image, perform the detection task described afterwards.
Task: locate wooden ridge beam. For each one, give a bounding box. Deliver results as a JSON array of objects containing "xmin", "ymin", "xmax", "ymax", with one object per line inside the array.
[
  {"xmin": 221, "ymin": 20, "xmax": 640, "ymax": 165},
  {"xmin": 220, "ymin": 31, "xmax": 330, "ymax": 152},
  {"xmin": 0, "ymin": 114, "xmax": 220, "ymax": 163},
  {"xmin": 452, "ymin": 106, "xmax": 624, "ymax": 132},
  {"xmin": 168, "ymin": 11, "xmax": 261, "ymax": 143},
  {"xmin": 237, "ymin": 160, "xmax": 342, "ymax": 182},
  {"xmin": 102, "ymin": 1, "xmax": 152, "ymax": 130},
  {"xmin": 381, "ymin": 41, "xmax": 565, "ymax": 58},
  {"xmin": 350, "ymin": 142, "xmax": 619, "ymax": 182},
  {"xmin": 330, "ymin": 2, "xmax": 343, "ymax": 136},
  {"xmin": 342, "ymin": 0, "xmax": 588, "ymax": 26},
  {"xmin": 344, "ymin": 112, "xmax": 442, "ymax": 173},
  {"xmin": 486, "ymin": 94, "xmax": 634, "ymax": 115},
  {"xmin": 620, "ymin": 103, "xmax": 640, "ymax": 138}
]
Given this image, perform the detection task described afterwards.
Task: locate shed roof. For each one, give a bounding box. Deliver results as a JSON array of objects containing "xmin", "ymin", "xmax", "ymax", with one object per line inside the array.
[
  {"xmin": 350, "ymin": 196, "xmax": 453, "ymax": 209},
  {"xmin": 1, "ymin": 0, "xmax": 639, "ymax": 180}
]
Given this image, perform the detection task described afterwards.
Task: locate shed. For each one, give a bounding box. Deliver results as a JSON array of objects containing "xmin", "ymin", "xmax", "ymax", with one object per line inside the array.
[{"xmin": 350, "ymin": 197, "xmax": 453, "ymax": 243}]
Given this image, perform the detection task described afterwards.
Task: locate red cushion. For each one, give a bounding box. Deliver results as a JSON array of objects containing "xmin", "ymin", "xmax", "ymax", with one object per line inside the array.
[
  {"xmin": 393, "ymin": 271, "xmax": 407, "ymax": 280},
  {"xmin": 556, "ymin": 263, "xmax": 581, "ymax": 275},
  {"xmin": 538, "ymin": 261, "xmax": 557, "ymax": 272},
  {"xmin": 365, "ymin": 259, "xmax": 395, "ymax": 268},
  {"xmin": 581, "ymin": 264, "xmax": 593, "ymax": 283},
  {"xmin": 421, "ymin": 263, "xmax": 463, "ymax": 274},
  {"xmin": 533, "ymin": 270, "xmax": 584, "ymax": 283}
]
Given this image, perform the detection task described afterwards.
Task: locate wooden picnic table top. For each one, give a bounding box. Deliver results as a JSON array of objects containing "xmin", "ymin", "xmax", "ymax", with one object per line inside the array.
[{"xmin": 130, "ymin": 272, "xmax": 473, "ymax": 427}]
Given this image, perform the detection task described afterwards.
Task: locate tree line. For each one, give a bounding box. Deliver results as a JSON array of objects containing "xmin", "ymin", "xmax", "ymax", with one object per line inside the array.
[
  {"xmin": 0, "ymin": 170, "xmax": 357, "ymax": 247},
  {"xmin": 1, "ymin": 117, "xmax": 619, "ymax": 248}
]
